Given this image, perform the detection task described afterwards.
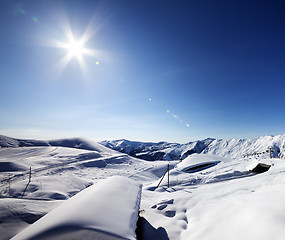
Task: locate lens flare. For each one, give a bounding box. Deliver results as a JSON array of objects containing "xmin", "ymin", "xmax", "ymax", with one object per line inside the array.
[
  {"xmin": 166, "ymin": 109, "xmax": 190, "ymax": 128},
  {"xmin": 32, "ymin": 17, "xmax": 38, "ymax": 23},
  {"xmin": 17, "ymin": 8, "xmax": 26, "ymax": 15}
]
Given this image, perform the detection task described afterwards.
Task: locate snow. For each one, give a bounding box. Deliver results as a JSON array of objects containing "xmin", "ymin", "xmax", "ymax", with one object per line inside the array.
[
  {"xmin": 140, "ymin": 150, "xmax": 285, "ymax": 239},
  {"xmin": 175, "ymin": 153, "xmax": 226, "ymax": 171},
  {"xmin": 1, "ymin": 134, "xmax": 285, "ymax": 239},
  {"xmin": 11, "ymin": 176, "xmax": 142, "ymax": 240},
  {"xmin": 0, "ymin": 198, "xmax": 61, "ymax": 240},
  {"xmin": 0, "ymin": 135, "xmax": 115, "ymax": 153},
  {"xmin": 101, "ymin": 134, "xmax": 285, "ymax": 160}
]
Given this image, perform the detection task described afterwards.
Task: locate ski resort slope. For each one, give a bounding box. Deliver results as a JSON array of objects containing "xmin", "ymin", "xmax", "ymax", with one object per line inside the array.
[{"xmin": 1, "ymin": 135, "xmax": 285, "ymax": 240}]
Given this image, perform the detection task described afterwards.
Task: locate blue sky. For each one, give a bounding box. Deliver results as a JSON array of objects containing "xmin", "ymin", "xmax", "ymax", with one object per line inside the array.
[{"xmin": 1, "ymin": 0, "xmax": 285, "ymax": 143}]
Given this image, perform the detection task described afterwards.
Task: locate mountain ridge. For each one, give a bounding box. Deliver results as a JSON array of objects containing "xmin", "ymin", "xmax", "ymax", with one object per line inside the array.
[
  {"xmin": 1, "ymin": 134, "xmax": 285, "ymax": 161},
  {"xmin": 0, "ymin": 135, "xmax": 113, "ymax": 153},
  {"xmin": 100, "ymin": 134, "xmax": 285, "ymax": 160}
]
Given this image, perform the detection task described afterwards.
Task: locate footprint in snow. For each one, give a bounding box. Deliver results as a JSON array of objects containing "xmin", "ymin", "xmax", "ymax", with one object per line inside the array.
[
  {"xmin": 165, "ymin": 210, "xmax": 176, "ymax": 218},
  {"xmin": 157, "ymin": 204, "xmax": 167, "ymax": 210},
  {"xmin": 151, "ymin": 199, "xmax": 174, "ymax": 209},
  {"xmin": 151, "ymin": 199, "xmax": 177, "ymax": 217}
]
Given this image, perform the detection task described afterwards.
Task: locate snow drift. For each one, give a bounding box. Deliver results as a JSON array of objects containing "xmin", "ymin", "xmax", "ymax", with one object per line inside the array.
[
  {"xmin": 11, "ymin": 176, "xmax": 142, "ymax": 240},
  {"xmin": 2, "ymin": 134, "xmax": 285, "ymax": 240}
]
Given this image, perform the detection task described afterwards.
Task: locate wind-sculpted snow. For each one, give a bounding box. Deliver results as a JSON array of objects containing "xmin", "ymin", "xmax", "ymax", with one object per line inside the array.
[
  {"xmin": 0, "ymin": 135, "xmax": 49, "ymax": 148},
  {"xmin": 48, "ymin": 138, "xmax": 111, "ymax": 152},
  {"xmin": 0, "ymin": 143, "xmax": 165, "ymax": 239},
  {"xmin": 0, "ymin": 135, "xmax": 114, "ymax": 153},
  {"xmin": 0, "ymin": 162, "xmax": 27, "ymax": 172},
  {"xmin": 2, "ymin": 134, "xmax": 285, "ymax": 239},
  {"xmin": 12, "ymin": 176, "xmax": 142, "ymax": 240},
  {"xmin": 141, "ymin": 154, "xmax": 285, "ymax": 240}
]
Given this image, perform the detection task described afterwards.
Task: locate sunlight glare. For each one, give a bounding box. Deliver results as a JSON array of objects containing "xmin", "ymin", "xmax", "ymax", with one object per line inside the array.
[
  {"xmin": 66, "ymin": 39, "xmax": 85, "ymax": 58},
  {"xmin": 46, "ymin": 12, "xmax": 105, "ymax": 82}
]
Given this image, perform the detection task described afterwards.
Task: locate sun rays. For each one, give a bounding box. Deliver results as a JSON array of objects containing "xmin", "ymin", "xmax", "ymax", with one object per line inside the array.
[
  {"xmin": 65, "ymin": 38, "xmax": 86, "ymax": 58},
  {"xmin": 45, "ymin": 13, "xmax": 102, "ymax": 82}
]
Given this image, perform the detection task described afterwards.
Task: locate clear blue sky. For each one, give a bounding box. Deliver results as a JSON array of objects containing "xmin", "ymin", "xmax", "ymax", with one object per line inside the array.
[{"xmin": 1, "ymin": 0, "xmax": 285, "ymax": 143}]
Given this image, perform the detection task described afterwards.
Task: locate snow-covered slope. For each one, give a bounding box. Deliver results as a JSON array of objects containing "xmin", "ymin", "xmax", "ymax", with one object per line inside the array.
[
  {"xmin": 0, "ymin": 135, "xmax": 49, "ymax": 148},
  {"xmin": 101, "ymin": 134, "xmax": 285, "ymax": 160},
  {"xmin": 204, "ymin": 134, "xmax": 285, "ymax": 158},
  {"xmin": 100, "ymin": 138, "xmax": 214, "ymax": 161},
  {"xmin": 0, "ymin": 135, "xmax": 115, "ymax": 153},
  {"xmin": 12, "ymin": 176, "xmax": 142, "ymax": 240},
  {"xmin": 141, "ymin": 153, "xmax": 285, "ymax": 240},
  {"xmin": 2, "ymin": 134, "xmax": 285, "ymax": 240},
  {"xmin": 2, "ymin": 134, "xmax": 284, "ymax": 161},
  {"xmin": 0, "ymin": 136, "xmax": 171, "ymax": 239}
]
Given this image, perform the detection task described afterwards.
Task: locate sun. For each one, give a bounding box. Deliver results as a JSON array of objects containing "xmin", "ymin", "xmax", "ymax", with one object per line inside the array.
[
  {"xmin": 66, "ymin": 41, "xmax": 84, "ymax": 57},
  {"xmin": 66, "ymin": 39, "xmax": 85, "ymax": 58},
  {"xmin": 56, "ymin": 32, "xmax": 97, "ymax": 63},
  {"xmin": 47, "ymin": 16, "xmax": 103, "ymax": 81}
]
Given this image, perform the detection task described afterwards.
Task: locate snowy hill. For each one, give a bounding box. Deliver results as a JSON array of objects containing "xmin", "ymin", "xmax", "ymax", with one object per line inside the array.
[
  {"xmin": 0, "ymin": 135, "xmax": 114, "ymax": 153},
  {"xmin": 2, "ymin": 134, "xmax": 284, "ymax": 161},
  {"xmin": 0, "ymin": 137, "xmax": 169, "ymax": 239},
  {"xmin": 101, "ymin": 134, "xmax": 285, "ymax": 160},
  {"xmin": 1, "ymin": 134, "xmax": 285, "ymax": 240},
  {"xmin": 12, "ymin": 176, "xmax": 142, "ymax": 240}
]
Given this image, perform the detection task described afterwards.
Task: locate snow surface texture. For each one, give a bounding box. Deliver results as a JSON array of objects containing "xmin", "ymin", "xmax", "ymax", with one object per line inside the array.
[
  {"xmin": 1, "ymin": 135, "xmax": 285, "ymax": 240},
  {"xmin": 11, "ymin": 176, "xmax": 142, "ymax": 240},
  {"xmin": 141, "ymin": 154, "xmax": 285, "ymax": 240},
  {"xmin": 0, "ymin": 135, "xmax": 113, "ymax": 153},
  {"xmin": 0, "ymin": 136, "xmax": 168, "ymax": 239},
  {"xmin": 101, "ymin": 134, "xmax": 285, "ymax": 160}
]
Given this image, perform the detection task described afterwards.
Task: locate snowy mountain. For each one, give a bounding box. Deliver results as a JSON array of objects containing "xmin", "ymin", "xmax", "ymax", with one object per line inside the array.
[
  {"xmin": 2, "ymin": 134, "xmax": 284, "ymax": 161},
  {"xmin": 99, "ymin": 138, "xmax": 214, "ymax": 161},
  {"xmin": 100, "ymin": 134, "xmax": 285, "ymax": 160},
  {"xmin": 203, "ymin": 135, "xmax": 285, "ymax": 158},
  {"xmin": 0, "ymin": 135, "xmax": 114, "ymax": 153},
  {"xmin": 0, "ymin": 136, "xmax": 167, "ymax": 239},
  {"xmin": 1, "ymin": 134, "xmax": 285, "ymax": 239}
]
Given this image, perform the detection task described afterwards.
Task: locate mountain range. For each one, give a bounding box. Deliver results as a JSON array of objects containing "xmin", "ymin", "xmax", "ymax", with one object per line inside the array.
[
  {"xmin": 1, "ymin": 134, "xmax": 285, "ymax": 161},
  {"xmin": 1, "ymin": 133, "xmax": 285, "ymax": 239},
  {"xmin": 100, "ymin": 135, "xmax": 285, "ymax": 160}
]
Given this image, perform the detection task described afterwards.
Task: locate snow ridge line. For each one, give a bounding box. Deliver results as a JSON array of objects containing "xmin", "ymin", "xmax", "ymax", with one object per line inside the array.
[
  {"xmin": 23, "ymin": 147, "xmax": 58, "ymax": 159},
  {"xmin": 0, "ymin": 153, "xmax": 126, "ymax": 194}
]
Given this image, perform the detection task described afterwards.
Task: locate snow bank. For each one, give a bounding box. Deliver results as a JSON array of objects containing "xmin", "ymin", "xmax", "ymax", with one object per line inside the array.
[
  {"xmin": 48, "ymin": 137, "xmax": 112, "ymax": 153},
  {"xmin": 176, "ymin": 153, "xmax": 227, "ymax": 171},
  {"xmin": 12, "ymin": 176, "xmax": 142, "ymax": 240}
]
